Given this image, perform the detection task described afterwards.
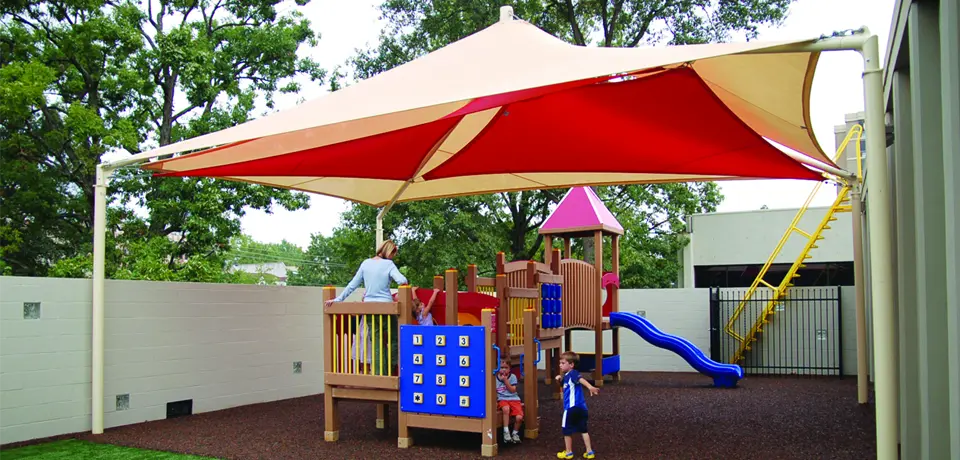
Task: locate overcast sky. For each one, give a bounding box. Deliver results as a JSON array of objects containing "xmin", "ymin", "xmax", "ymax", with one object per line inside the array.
[{"xmin": 232, "ymin": 0, "xmax": 897, "ymax": 248}]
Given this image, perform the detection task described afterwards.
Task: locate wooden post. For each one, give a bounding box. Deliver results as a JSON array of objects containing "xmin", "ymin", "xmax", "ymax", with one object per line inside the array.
[
  {"xmin": 445, "ymin": 269, "xmax": 459, "ymax": 326},
  {"xmin": 481, "ymin": 309, "xmax": 498, "ymax": 457},
  {"xmin": 593, "ymin": 231, "xmax": 603, "ymax": 386},
  {"xmin": 543, "ymin": 348, "xmax": 553, "ymax": 386},
  {"xmin": 551, "ymin": 349, "xmax": 561, "ymax": 399},
  {"xmin": 397, "ymin": 285, "xmax": 413, "ymax": 448},
  {"xmin": 563, "ymin": 238, "xmax": 571, "ymax": 258},
  {"xmin": 377, "ymin": 405, "xmax": 388, "ymax": 429},
  {"xmin": 544, "ymin": 236, "xmax": 553, "ymax": 266},
  {"xmin": 433, "ymin": 275, "xmax": 444, "ymax": 290},
  {"xmin": 467, "ymin": 264, "xmax": 478, "ymax": 293},
  {"xmin": 611, "ymin": 235, "xmax": 621, "ymax": 383},
  {"xmin": 496, "ymin": 252, "xmax": 506, "ymax": 274},
  {"xmin": 523, "ymin": 309, "xmax": 539, "ymax": 439},
  {"xmin": 322, "ymin": 286, "xmax": 340, "ymax": 442},
  {"xmin": 525, "ymin": 261, "xmax": 536, "ymax": 289},
  {"xmin": 549, "ymin": 247, "xmax": 562, "ymax": 395},
  {"xmin": 496, "ymin": 275, "xmax": 507, "ymax": 349}
]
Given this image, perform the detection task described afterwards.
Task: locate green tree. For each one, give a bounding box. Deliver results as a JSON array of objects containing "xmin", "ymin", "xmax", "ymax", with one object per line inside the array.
[
  {"xmin": 226, "ymin": 234, "xmax": 306, "ymax": 266},
  {"xmin": 1, "ymin": 0, "xmax": 322, "ymax": 278},
  {"xmin": 305, "ymin": 185, "xmax": 718, "ymax": 289},
  {"xmin": 313, "ymin": 0, "xmax": 791, "ymax": 287}
]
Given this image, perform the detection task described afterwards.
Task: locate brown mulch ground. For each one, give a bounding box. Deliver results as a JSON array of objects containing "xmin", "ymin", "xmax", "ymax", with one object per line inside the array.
[{"xmin": 26, "ymin": 372, "xmax": 879, "ymax": 459}]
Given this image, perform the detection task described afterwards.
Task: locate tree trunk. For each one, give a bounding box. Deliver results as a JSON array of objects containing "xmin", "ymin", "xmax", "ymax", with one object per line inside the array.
[
  {"xmin": 159, "ymin": 75, "xmax": 177, "ymax": 146},
  {"xmin": 583, "ymin": 237, "xmax": 594, "ymax": 264}
]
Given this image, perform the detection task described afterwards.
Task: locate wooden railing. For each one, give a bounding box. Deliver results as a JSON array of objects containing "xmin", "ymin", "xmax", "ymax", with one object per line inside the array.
[
  {"xmin": 321, "ymin": 286, "xmax": 411, "ymax": 442},
  {"xmin": 466, "ymin": 264, "xmax": 498, "ymax": 296}
]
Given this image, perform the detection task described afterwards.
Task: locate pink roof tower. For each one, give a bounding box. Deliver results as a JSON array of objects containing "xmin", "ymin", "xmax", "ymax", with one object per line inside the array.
[{"xmin": 539, "ymin": 186, "xmax": 623, "ymax": 237}]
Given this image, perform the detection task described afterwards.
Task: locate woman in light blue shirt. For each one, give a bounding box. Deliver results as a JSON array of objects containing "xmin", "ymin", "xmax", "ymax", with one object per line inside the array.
[{"xmin": 326, "ymin": 240, "xmax": 407, "ymax": 375}]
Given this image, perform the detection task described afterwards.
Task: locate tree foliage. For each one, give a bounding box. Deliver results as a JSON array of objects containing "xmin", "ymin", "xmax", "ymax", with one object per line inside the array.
[
  {"xmin": 306, "ymin": 0, "xmax": 794, "ymax": 288},
  {"xmin": 1, "ymin": 0, "xmax": 323, "ymax": 278},
  {"xmin": 226, "ymin": 234, "xmax": 306, "ymax": 266}
]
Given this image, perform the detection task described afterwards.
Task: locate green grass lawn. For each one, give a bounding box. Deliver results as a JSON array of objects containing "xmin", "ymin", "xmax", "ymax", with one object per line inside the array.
[{"xmin": 0, "ymin": 440, "xmax": 215, "ymax": 459}]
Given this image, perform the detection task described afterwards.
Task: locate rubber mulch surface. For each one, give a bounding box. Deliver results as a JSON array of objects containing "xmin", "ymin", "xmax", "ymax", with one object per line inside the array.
[{"xmin": 67, "ymin": 372, "xmax": 875, "ymax": 459}]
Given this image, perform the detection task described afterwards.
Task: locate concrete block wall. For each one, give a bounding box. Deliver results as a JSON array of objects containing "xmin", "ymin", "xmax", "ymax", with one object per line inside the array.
[
  {"xmin": 0, "ymin": 277, "xmax": 361, "ymax": 445},
  {"xmin": 1, "ymin": 277, "xmax": 865, "ymax": 446}
]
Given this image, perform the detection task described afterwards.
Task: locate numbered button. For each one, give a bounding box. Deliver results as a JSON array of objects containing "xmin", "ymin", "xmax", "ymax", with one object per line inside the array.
[
  {"xmin": 436, "ymin": 354, "xmax": 446, "ymax": 366},
  {"xmin": 413, "ymin": 354, "xmax": 423, "ymax": 365},
  {"xmin": 459, "ymin": 335, "xmax": 470, "ymax": 347},
  {"xmin": 459, "ymin": 396, "xmax": 470, "ymax": 408},
  {"xmin": 413, "ymin": 392, "xmax": 424, "ymax": 404},
  {"xmin": 412, "ymin": 334, "xmax": 423, "ymax": 346},
  {"xmin": 435, "ymin": 335, "xmax": 446, "ymax": 346},
  {"xmin": 459, "ymin": 375, "xmax": 470, "ymax": 387},
  {"xmin": 413, "ymin": 373, "xmax": 423, "ymax": 385},
  {"xmin": 436, "ymin": 374, "xmax": 446, "ymax": 386},
  {"xmin": 459, "ymin": 356, "xmax": 470, "ymax": 367},
  {"xmin": 436, "ymin": 394, "xmax": 447, "ymax": 406}
]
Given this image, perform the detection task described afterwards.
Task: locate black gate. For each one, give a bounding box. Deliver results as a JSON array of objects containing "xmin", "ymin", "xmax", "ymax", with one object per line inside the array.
[{"xmin": 709, "ymin": 286, "xmax": 843, "ymax": 376}]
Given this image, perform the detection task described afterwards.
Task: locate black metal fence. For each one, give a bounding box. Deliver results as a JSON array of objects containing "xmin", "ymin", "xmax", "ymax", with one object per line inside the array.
[{"xmin": 709, "ymin": 286, "xmax": 843, "ymax": 377}]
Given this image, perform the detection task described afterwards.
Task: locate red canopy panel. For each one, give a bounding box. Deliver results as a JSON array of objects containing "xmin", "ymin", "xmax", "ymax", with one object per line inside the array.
[
  {"xmin": 424, "ymin": 67, "xmax": 821, "ymax": 181},
  {"xmin": 156, "ymin": 66, "xmax": 820, "ymax": 183},
  {"xmin": 156, "ymin": 116, "xmax": 463, "ymax": 180}
]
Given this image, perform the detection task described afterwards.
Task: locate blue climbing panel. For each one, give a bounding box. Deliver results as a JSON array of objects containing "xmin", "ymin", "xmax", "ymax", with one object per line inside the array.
[{"xmin": 399, "ymin": 325, "xmax": 488, "ymax": 418}]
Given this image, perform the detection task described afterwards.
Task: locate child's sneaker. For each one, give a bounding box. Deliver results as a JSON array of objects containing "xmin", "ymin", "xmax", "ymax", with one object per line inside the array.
[
  {"xmin": 557, "ymin": 451, "xmax": 574, "ymax": 459},
  {"xmin": 583, "ymin": 451, "xmax": 596, "ymax": 459},
  {"xmin": 511, "ymin": 431, "xmax": 521, "ymax": 443}
]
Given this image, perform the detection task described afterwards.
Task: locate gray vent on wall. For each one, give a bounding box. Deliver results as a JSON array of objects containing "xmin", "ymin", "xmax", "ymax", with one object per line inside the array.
[
  {"xmin": 293, "ymin": 361, "xmax": 302, "ymax": 374},
  {"xmin": 116, "ymin": 394, "xmax": 130, "ymax": 411},
  {"xmin": 23, "ymin": 302, "xmax": 40, "ymax": 319}
]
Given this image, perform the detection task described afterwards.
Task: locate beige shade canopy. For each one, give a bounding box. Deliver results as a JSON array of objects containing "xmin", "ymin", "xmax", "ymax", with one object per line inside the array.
[{"xmin": 140, "ymin": 13, "xmax": 836, "ymax": 207}]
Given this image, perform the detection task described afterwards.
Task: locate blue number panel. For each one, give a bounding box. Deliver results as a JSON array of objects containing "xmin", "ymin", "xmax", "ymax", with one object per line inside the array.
[{"xmin": 399, "ymin": 325, "xmax": 487, "ymax": 418}]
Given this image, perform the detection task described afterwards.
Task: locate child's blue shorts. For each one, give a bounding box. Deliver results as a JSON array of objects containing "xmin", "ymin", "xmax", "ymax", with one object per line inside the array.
[{"xmin": 561, "ymin": 407, "xmax": 588, "ymax": 435}]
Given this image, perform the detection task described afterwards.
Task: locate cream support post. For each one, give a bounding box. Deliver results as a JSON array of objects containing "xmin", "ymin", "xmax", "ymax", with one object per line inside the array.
[
  {"xmin": 91, "ymin": 164, "xmax": 109, "ymax": 434},
  {"xmin": 851, "ymin": 186, "xmax": 870, "ymax": 405},
  {"xmin": 746, "ymin": 28, "xmax": 897, "ymax": 460}
]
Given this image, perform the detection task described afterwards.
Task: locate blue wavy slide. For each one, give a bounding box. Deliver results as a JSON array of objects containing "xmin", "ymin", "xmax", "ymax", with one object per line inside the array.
[{"xmin": 609, "ymin": 312, "xmax": 744, "ymax": 388}]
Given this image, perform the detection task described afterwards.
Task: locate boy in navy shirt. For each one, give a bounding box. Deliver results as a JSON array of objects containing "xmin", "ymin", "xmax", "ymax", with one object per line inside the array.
[{"xmin": 554, "ymin": 351, "xmax": 600, "ymax": 459}]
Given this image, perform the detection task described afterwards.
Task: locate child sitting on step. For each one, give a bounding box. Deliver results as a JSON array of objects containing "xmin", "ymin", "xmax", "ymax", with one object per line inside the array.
[{"xmin": 496, "ymin": 358, "xmax": 524, "ymax": 444}]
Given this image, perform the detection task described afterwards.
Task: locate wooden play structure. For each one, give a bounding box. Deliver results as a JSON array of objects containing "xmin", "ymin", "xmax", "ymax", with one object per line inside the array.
[{"xmin": 320, "ymin": 187, "xmax": 629, "ymax": 457}]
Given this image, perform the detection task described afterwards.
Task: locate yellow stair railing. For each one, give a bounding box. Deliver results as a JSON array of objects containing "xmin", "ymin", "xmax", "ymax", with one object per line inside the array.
[{"xmin": 724, "ymin": 125, "xmax": 863, "ymax": 364}]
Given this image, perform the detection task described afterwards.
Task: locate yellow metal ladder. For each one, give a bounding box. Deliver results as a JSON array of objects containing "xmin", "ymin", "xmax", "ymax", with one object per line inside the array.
[{"xmin": 723, "ymin": 125, "xmax": 862, "ymax": 364}]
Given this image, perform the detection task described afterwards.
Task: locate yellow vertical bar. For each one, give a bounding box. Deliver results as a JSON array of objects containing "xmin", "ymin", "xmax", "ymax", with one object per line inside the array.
[
  {"xmin": 512, "ymin": 298, "xmax": 516, "ymax": 347},
  {"xmin": 363, "ymin": 315, "xmax": 369, "ymax": 375},
  {"xmin": 507, "ymin": 298, "xmax": 511, "ymax": 347},
  {"xmin": 348, "ymin": 315, "xmax": 354, "ymax": 374},
  {"xmin": 378, "ymin": 314, "xmax": 383, "ymax": 376},
  {"xmin": 388, "ymin": 313, "xmax": 392, "ymax": 376}
]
